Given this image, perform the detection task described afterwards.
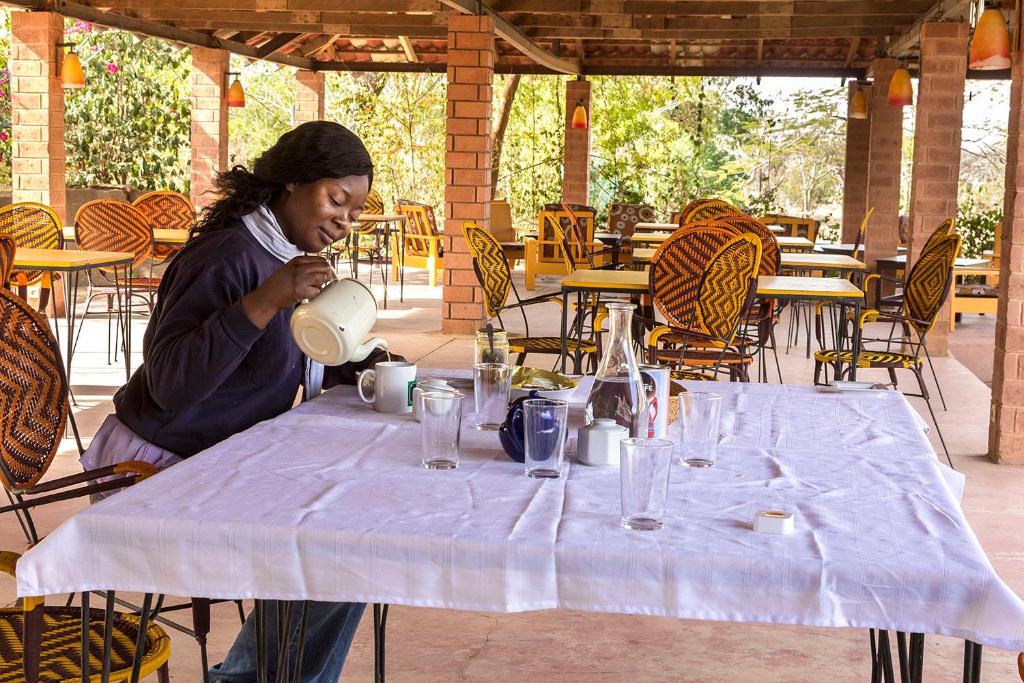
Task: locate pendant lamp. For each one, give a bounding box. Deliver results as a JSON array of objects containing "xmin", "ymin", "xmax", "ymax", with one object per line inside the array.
[
  {"xmin": 60, "ymin": 50, "xmax": 85, "ymax": 89},
  {"xmin": 888, "ymin": 66, "xmax": 913, "ymax": 107},
  {"xmin": 570, "ymin": 99, "xmax": 588, "ymax": 129},
  {"xmin": 226, "ymin": 74, "xmax": 245, "ymax": 108},
  {"xmin": 970, "ymin": 8, "xmax": 1011, "ymax": 70},
  {"xmin": 849, "ymin": 85, "xmax": 868, "ymax": 120}
]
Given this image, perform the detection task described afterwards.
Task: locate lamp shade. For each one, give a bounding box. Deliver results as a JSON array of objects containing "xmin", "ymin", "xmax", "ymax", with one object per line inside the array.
[
  {"xmin": 888, "ymin": 67, "xmax": 913, "ymax": 107},
  {"xmin": 570, "ymin": 101, "xmax": 588, "ymax": 129},
  {"xmin": 226, "ymin": 76, "xmax": 245, "ymax": 108},
  {"xmin": 970, "ymin": 8, "xmax": 1011, "ymax": 70},
  {"xmin": 61, "ymin": 52, "xmax": 85, "ymax": 89},
  {"xmin": 849, "ymin": 87, "xmax": 868, "ymax": 119}
]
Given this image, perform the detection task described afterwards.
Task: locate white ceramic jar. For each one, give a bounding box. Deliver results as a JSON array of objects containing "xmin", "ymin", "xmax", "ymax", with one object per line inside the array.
[{"xmin": 577, "ymin": 418, "xmax": 630, "ymax": 466}]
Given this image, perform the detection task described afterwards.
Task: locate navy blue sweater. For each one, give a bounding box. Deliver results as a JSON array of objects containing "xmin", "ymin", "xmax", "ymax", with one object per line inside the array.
[{"xmin": 114, "ymin": 222, "xmax": 375, "ymax": 457}]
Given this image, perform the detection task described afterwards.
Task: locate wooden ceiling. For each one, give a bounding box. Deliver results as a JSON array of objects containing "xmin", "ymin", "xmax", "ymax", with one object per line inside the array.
[{"xmin": 6, "ymin": 0, "xmax": 978, "ymax": 77}]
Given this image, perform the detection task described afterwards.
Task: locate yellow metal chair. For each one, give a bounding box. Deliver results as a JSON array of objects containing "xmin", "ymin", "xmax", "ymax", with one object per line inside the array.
[{"xmin": 392, "ymin": 201, "xmax": 444, "ymax": 287}]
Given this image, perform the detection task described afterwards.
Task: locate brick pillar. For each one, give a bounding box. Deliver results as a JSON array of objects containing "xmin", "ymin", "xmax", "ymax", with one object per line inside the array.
[
  {"xmin": 294, "ymin": 70, "xmax": 325, "ymax": 125},
  {"xmin": 842, "ymin": 82, "xmax": 871, "ymax": 244},
  {"xmin": 907, "ymin": 22, "xmax": 969, "ymax": 356},
  {"xmin": 190, "ymin": 47, "xmax": 229, "ymax": 210},
  {"xmin": 562, "ymin": 79, "xmax": 591, "ymax": 205},
  {"xmin": 441, "ymin": 15, "xmax": 495, "ymax": 335},
  {"xmin": 863, "ymin": 58, "xmax": 904, "ymax": 274},
  {"xmin": 11, "ymin": 11, "xmax": 66, "ymax": 224},
  {"xmin": 989, "ymin": 43, "xmax": 1024, "ymax": 463}
]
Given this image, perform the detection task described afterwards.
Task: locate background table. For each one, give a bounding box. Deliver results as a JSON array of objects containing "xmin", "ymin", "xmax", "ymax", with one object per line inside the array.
[
  {"xmin": 18, "ymin": 377, "xmax": 1024, "ymax": 670},
  {"xmin": 63, "ymin": 227, "xmax": 188, "ymax": 247}
]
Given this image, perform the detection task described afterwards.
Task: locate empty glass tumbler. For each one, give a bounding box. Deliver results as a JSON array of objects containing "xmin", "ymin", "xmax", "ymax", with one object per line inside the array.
[
  {"xmin": 619, "ymin": 438, "xmax": 674, "ymax": 531},
  {"xmin": 677, "ymin": 392, "xmax": 723, "ymax": 468},
  {"xmin": 523, "ymin": 398, "xmax": 569, "ymax": 479},
  {"xmin": 473, "ymin": 362, "xmax": 512, "ymax": 431},
  {"xmin": 420, "ymin": 391, "xmax": 464, "ymax": 470}
]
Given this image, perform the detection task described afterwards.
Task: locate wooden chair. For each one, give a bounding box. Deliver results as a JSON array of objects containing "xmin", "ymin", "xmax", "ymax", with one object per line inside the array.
[
  {"xmin": 392, "ymin": 201, "xmax": 444, "ymax": 287},
  {"xmin": 0, "ymin": 233, "xmax": 14, "ymax": 288},
  {"xmin": 490, "ymin": 199, "xmax": 524, "ymax": 270},
  {"xmin": 524, "ymin": 204, "xmax": 601, "ymax": 289},
  {"xmin": 132, "ymin": 190, "xmax": 195, "ymax": 261},
  {"xmin": 0, "ymin": 202, "xmax": 63, "ymax": 314},
  {"xmin": 607, "ymin": 203, "xmax": 656, "ymax": 238},
  {"xmin": 760, "ymin": 214, "xmax": 821, "ymax": 242},
  {"xmin": 951, "ymin": 221, "xmax": 1000, "ymax": 331}
]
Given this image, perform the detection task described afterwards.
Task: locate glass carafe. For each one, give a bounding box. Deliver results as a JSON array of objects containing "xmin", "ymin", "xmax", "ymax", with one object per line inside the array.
[{"xmin": 584, "ymin": 301, "xmax": 647, "ymax": 437}]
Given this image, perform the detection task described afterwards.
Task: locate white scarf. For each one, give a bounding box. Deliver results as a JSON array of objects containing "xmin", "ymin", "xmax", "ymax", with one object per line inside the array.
[{"xmin": 241, "ymin": 205, "xmax": 324, "ymax": 401}]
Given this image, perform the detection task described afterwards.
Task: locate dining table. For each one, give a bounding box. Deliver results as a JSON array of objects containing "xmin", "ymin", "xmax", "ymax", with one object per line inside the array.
[
  {"xmin": 630, "ymin": 249, "xmax": 866, "ymax": 278},
  {"xmin": 628, "ymin": 232, "xmax": 815, "ymax": 253},
  {"xmin": 62, "ymin": 226, "xmax": 189, "ymax": 247},
  {"xmin": 634, "ymin": 221, "xmax": 785, "ymax": 235},
  {"xmin": 16, "ymin": 371, "xmax": 1024, "ymax": 683}
]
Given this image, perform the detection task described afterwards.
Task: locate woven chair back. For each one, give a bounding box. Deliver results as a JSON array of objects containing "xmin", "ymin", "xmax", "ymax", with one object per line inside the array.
[
  {"xmin": 75, "ymin": 200, "xmax": 154, "ymax": 273},
  {"xmin": 696, "ymin": 233, "xmax": 763, "ymax": 342},
  {"xmin": 650, "ymin": 222, "xmax": 744, "ymax": 334},
  {"xmin": 0, "ymin": 234, "xmax": 14, "ymax": 287},
  {"xmin": 678, "ymin": 199, "xmax": 741, "ymax": 225},
  {"xmin": 132, "ymin": 190, "xmax": 194, "ymax": 260},
  {"xmin": 0, "ymin": 287, "xmax": 68, "ymax": 489},
  {"xmin": 462, "ymin": 221, "xmax": 511, "ymax": 318},
  {"xmin": 352, "ymin": 188, "xmax": 385, "ymax": 236},
  {"xmin": 710, "ymin": 213, "xmax": 779, "ymax": 275},
  {"xmin": 395, "ymin": 201, "xmax": 439, "ymax": 257},
  {"xmin": 919, "ymin": 217, "xmax": 955, "ymax": 257},
  {"xmin": 0, "ymin": 202, "xmax": 62, "ymax": 288},
  {"xmin": 851, "ymin": 207, "xmax": 875, "ymax": 262},
  {"xmin": 905, "ymin": 233, "xmax": 962, "ymax": 335},
  {"xmin": 608, "ymin": 203, "xmax": 656, "ymax": 238}
]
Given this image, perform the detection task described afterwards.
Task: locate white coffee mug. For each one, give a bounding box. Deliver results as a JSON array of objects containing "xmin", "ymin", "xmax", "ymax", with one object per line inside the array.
[
  {"xmin": 358, "ymin": 362, "xmax": 417, "ymax": 413},
  {"xmin": 291, "ymin": 277, "xmax": 387, "ymax": 366}
]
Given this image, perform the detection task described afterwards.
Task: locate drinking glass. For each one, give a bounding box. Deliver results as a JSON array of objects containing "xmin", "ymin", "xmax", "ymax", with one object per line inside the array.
[
  {"xmin": 420, "ymin": 391, "xmax": 464, "ymax": 470},
  {"xmin": 619, "ymin": 438, "xmax": 673, "ymax": 531},
  {"xmin": 523, "ymin": 398, "xmax": 569, "ymax": 479},
  {"xmin": 677, "ymin": 392, "xmax": 723, "ymax": 468},
  {"xmin": 473, "ymin": 362, "xmax": 512, "ymax": 431}
]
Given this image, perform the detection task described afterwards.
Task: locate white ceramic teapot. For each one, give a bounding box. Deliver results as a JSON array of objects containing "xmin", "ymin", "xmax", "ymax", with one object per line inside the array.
[{"xmin": 290, "ymin": 277, "xmax": 388, "ymax": 366}]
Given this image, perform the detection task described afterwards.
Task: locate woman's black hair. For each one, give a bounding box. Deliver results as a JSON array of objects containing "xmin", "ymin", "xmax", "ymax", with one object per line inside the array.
[{"xmin": 192, "ymin": 120, "xmax": 374, "ymax": 235}]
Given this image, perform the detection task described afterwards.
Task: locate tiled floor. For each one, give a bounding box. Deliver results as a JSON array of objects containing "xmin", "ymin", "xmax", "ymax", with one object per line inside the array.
[{"xmin": 2, "ymin": 266, "xmax": 1021, "ymax": 682}]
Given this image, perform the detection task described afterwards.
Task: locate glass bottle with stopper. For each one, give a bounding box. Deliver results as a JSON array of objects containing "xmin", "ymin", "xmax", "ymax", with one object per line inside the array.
[{"xmin": 584, "ymin": 301, "xmax": 646, "ymax": 437}]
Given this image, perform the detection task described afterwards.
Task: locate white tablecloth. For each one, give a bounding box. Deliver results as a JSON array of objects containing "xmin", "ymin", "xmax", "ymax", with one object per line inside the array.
[{"xmin": 17, "ymin": 374, "xmax": 1024, "ymax": 651}]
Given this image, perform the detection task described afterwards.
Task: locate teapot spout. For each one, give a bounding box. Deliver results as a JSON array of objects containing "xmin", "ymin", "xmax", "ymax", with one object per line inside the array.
[{"xmin": 351, "ymin": 337, "xmax": 388, "ymax": 363}]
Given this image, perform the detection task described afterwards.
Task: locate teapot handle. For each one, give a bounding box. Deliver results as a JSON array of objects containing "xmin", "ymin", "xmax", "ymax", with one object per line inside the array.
[{"xmin": 350, "ymin": 337, "xmax": 388, "ymax": 363}]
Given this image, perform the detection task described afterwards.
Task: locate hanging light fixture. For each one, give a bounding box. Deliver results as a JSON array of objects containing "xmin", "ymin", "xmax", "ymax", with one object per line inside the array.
[
  {"xmin": 570, "ymin": 99, "xmax": 588, "ymax": 129},
  {"xmin": 226, "ymin": 72, "xmax": 245, "ymax": 108},
  {"xmin": 888, "ymin": 65, "xmax": 913, "ymax": 107},
  {"xmin": 970, "ymin": 7, "xmax": 1011, "ymax": 70},
  {"xmin": 849, "ymin": 82, "xmax": 868, "ymax": 119},
  {"xmin": 57, "ymin": 42, "xmax": 85, "ymax": 89}
]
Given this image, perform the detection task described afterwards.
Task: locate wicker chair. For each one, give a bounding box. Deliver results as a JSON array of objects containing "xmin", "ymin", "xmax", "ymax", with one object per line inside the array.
[
  {"xmin": 813, "ymin": 233, "xmax": 962, "ymax": 466},
  {"xmin": 0, "ymin": 202, "xmax": 63, "ymax": 314},
  {"xmin": 677, "ymin": 199, "xmax": 742, "ymax": 226},
  {"xmin": 463, "ymin": 221, "xmax": 598, "ymax": 370},
  {"xmin": 132, "ymin": 190, "xmax": 195, "ymax": 261},
  {"xmin": 392, "ymin": 201, "xmax": 444, "ymax": 287},
  {"xmin": 0, "ymin": 551, "xmax": 171, "ymax": 683},
  {"xmin": 0, "ymin": 233, "xmax": 14, "ymax": 288},
  {"xmin": 645, "ymin": 223, "xmax": 762, "ymax": 382}
]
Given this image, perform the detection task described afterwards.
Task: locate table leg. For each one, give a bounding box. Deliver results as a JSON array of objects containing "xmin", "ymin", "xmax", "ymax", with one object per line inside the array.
[
  {"xmin": 373, "ymin": 603, "xmax": 389, "ymax": 683},
  {"xmin": 125, "ymin": 270, "xmax": 133, "ymax": 382},
  {"xmin": 255, "ymin": 600, "xmax": 268, "ymax": 683},
  {"xmin": 400, "ymin": 220, "xmax": 406, "ymax": 303},
  {"xmin": 962, "ymin": 641, "xmax": 982, "ymax": 683},
  {"xmin": 559, "ymin": 290, "xmax": 569, "ymax": 374},
  {"xmin": 910, "ymin": 633, "xmax": 924, "ymax": 683},
  {"xmin": 849, "ymin": 298, "xmax": 862, "ymax": 381},
  {"xmin": 381, "ymin": 224, "xmax": 390, "ymax": 310},
  {"xmin": 63, "ymin": 269, "xmax": 78, "ymax": 386},
  {"xmin": 896, "ymin": 632, "xmax": 909, "ymax": 683},
  {"xmin": 575, "ymin": 291, "xmax": 587, "ymax": 374}
]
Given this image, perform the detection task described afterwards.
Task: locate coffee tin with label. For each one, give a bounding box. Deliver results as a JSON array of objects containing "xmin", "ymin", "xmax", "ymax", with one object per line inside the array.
[{"xmin": 638, "ymin": 364, "xmax": 670, "ymax": 438}]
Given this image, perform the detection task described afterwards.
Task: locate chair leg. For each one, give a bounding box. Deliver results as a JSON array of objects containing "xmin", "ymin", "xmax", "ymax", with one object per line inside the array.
[
  {"xmin": 915, "ymin": 366, "xmax": 954, "ymax": 468},
  {"xmin": 769, "ymin": 327, "xmax": 783, "ymax": 383},
  {"xmin": 813, "ymin": 359, "xmax": 824, "ymax": 386},
  {"xmin": 922, "ymin": 343, "xmax": 948, "ymax": 411},
  {"xmin": 158, "ymin": 663, "xmax": 171, "ymax": 683},
  {"xmin": 193, "ymin": 598, "xmax": 212, "ymax": 683}
]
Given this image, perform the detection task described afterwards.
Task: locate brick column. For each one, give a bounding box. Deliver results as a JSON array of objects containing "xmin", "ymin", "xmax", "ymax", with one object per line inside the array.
[
  {"xmin": 11, "ymin": 11, "xmax": 66, "ymax": 224},
  {"xmin": 294, "ymin": 70, "xmax": 325, "ymax": 125},
  {"xmin": 562, "ymin": 79, "xmax": 591, "ymax": 205},
  {"xmin": 842, "ymin": 82, "xmax": 871, "ymax": 244},
  {"xmin": 441, "ymin": 15, "xmax": 495, "ymax": 335},
  {"xmin": 989, "ymin": 44, "xmax": 1024, "ymax": 463},
  {"xmin": 190, "ymin": 47, "xmax": 229, "ymax": 210},
  {"xmin": 863, "ymin": 58, "xmax": 904, "ymax": 274},
  {"xmin": 907, "ymin": 22, "xmax": 969, "ymax": 356}
]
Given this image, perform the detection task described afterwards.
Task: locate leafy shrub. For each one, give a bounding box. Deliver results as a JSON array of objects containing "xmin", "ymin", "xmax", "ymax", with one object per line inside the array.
[{"xmin": 955, "ymin": 197, "xmax": 1001, "ymax": 258}]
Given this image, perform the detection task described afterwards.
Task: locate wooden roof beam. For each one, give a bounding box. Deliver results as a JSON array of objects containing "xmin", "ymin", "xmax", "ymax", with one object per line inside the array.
[
  {"xmin": 256, "ymin": 32, "xmax": 303, "ymax": 57},
  {"xmin": 886, "ymin": 0, "xmax": 972, "ymax": 58},
  {"xmin": 438, "ymin": 0, "xmax": 580, "ymax": 74},
  {"xmin": 300, "ymin": 33, "xmax": 342, "ymax": 58},
  {"xmin": 398, "ymin": 35, "xmax": 419, "ymax": 62}
]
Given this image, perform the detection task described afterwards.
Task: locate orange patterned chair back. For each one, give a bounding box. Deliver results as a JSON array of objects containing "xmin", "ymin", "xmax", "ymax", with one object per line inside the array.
[
  {"xmin": 0, "ymin": 234, "xmax": 14, "ymax": 288},
  {"xmin": 905, "ymin": 233, "xmax": 961, "ymax": 335},
  {"xmin": 0, "ymin": 287, "xmax": 68, "ymax": 489},
  {"xmin": 353, "ymin": 188, "xmax": 385, "ymax": 236},
  {"xmin": 0, "ymin": 202, "xmax": 62, "ymax": 288},
  {"xmin": 608, "ymin": 203, "xmax": 656, "ymax": 238},
  {"xmin": 132, "ymin": 190, "xmax": 194, "ymax": 260},
  {"xmin": 678, "ymin": 199, "xmax": 741, "ymax": 225},
  {"xmin": 462, "ymin": 221, "xmax": 511, "ymax": 318},
  {"xmin": 394, "ymin": 201, "xmax": 440, "ymax": 257},
  {"xmin": 710, "ymin": 213, "xmax": 779, "ymax": 276},
  {"xmin": 75, "ymin": 200, "xmax": 153, "ymax": 274}
]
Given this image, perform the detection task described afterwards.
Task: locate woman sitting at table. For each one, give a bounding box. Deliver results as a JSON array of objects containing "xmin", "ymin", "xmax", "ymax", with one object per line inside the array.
[{"xmin": 81, "ymin": 120, "xmax": 396, "ymax": 682}]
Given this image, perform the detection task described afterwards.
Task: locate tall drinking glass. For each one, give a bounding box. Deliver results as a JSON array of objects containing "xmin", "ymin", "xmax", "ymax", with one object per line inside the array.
[
  {"xmin": 524, "ymin": 398, "xmax": 569, "ymax": 479},
  {"xmin": 473, "ymin": 362, "xmax": 512, "ymax": 431},
  {"xmin": 420, "ymin": 391, "xmax": 463, "ymax": 470},
  {"xmin": 619, "ymin": 438, "xmax": 673, "ymax": 531},
  {"xmin": 677, "ymin": 392, "xmax": 723, "ymax": 468}
]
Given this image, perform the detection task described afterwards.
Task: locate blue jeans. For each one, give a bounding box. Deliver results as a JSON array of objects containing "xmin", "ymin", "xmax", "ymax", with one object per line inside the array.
[{"xmin": 208, "ymin": 601, "xmax": 365, "ymax": 683}]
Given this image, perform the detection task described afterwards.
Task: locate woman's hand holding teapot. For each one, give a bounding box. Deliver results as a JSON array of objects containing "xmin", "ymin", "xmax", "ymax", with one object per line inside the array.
[{"xmin": 243, "ymin": 255, "xmax": 334, "ymax": 329}]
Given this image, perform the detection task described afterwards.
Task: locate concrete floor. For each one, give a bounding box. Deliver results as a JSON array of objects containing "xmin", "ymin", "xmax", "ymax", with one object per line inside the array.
[{"xmin": 3, "ymin": 265, "xmax": 1022, "ymax": 682}]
